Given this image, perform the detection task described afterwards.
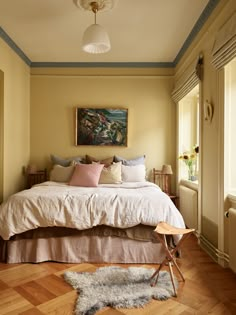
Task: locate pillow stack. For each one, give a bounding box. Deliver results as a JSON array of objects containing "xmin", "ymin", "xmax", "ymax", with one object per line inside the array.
[{"xmin": 49, "ymin": 154, "xmax": 146, "ymax": 186}]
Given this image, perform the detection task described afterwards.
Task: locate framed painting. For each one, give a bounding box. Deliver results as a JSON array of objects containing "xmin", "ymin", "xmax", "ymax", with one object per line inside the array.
[{"xmin": 75, "ymin": 108, "xmax": 128, "ymax": 146}]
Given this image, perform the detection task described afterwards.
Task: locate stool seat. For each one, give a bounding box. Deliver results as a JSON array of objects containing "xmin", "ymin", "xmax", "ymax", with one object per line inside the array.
[
  {"xmin": 150, "ymin": 221, "xmax": 195, "ymax": 297},
  {"xmin": 154, "ymin": 221, "xmax": 195, "ymax": 235}
]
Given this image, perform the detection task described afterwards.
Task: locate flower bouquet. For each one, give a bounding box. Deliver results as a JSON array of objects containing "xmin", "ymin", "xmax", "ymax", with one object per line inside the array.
[{"xmin": 179, "ymin": 145, "xmax": 199, "ymax": 181}]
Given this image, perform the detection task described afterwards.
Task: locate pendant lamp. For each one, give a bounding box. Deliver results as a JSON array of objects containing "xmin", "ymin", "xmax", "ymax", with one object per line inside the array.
[{"xmin": 78, "ymin": 1, "xmax": 113, "ymax": 54}]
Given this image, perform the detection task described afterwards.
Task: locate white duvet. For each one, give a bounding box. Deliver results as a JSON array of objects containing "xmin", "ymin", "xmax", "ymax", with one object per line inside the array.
[{"xmin": 0, "ymin": 181, "xmax": 185, "ymax": 240}]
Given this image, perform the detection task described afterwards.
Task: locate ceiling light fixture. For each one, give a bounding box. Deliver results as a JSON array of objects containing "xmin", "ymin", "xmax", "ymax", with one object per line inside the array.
[{"xmin": 77, "ymin": 0, "xmax": 116, "ymax": 54}]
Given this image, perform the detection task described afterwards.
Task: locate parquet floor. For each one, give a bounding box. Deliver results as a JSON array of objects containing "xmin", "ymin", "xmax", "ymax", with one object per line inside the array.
[{"xmin": 0, "ymin": 235, "xmax": 236, "ymax": 315}]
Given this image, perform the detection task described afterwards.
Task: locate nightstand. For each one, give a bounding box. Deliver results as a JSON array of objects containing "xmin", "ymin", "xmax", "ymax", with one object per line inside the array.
[
  {"xmin": 168, "ymin": 194, "xmax": 178, "ymax": 207},
  {"xmin": 27, "ymin": 169, "xmax": 47, "ymax": 188}
]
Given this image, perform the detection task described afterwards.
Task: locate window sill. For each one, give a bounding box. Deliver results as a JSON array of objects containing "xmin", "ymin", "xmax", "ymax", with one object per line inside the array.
[
  {"xmin": 179, "ymin": 179, "xmax": 198, "ymax": 191},
  {"xmin": 228, "ymin": 192, "xmax": 236, "ymax": 208}
]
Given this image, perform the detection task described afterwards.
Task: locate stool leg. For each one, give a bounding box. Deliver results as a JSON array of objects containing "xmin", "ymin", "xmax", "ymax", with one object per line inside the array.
[
  {"xmin": 168, "ymin": 233, "xmax": 193, "ymax": 282},
  {"xmin": 150, "ymin": 258, "xmax": 166, "ymax": 286},
  {"xmin": 167, "ymin": 259, "xmax": 177, "ymax": 296},
  {"xmin": 150, "ymin": 234, "xmax": 168, "ymax": 286},
  {"xmin": 159, "ymin": 234, "xmax": 187, "ymax": 283},
  {"xmin": 170, "ymin": 255, "xmax": 185, "ymax": 282},
  {"xmin": 150, "ymin": 234, "xmax": 178, "ymax": 296},
  {"xmin": 163, "ymin": 235, "xmax": 178, "ymax": 296}
]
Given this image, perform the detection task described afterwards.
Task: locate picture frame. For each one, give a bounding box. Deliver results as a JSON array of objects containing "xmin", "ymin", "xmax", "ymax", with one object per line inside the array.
[{"xmin": 75, "ymin": 108, "xmax": 128, "ymax": 146}]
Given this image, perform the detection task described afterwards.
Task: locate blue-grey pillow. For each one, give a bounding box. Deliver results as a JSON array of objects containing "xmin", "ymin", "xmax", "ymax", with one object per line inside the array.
[
  {"xmin": 50, "ymin": 154, "xmax": 84, "ymax": 167},
  {"xmin": 114, "ymin": 155, "xmax": 146, "ymax": 166}
]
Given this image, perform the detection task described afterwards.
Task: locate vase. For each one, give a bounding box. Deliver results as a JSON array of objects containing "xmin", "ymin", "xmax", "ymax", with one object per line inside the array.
[
  {"xmin": 188, "ymin": 166, "xmax": 196, "ymax": 181},
  {"xmin": 189, "ymin": 175, "xmax": 197, "ymax": 181}
]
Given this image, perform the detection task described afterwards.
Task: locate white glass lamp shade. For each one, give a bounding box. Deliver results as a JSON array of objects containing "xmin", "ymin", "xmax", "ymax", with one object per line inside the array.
[{"xmin": 82, "ymin": 24, "xmax": 111, "ymax": 54}]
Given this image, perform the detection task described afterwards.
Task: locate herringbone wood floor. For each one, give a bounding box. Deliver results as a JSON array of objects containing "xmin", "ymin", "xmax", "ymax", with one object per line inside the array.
[{"xmin": 0, "ymin": 235, "xmax": 236, "ymax": 315}]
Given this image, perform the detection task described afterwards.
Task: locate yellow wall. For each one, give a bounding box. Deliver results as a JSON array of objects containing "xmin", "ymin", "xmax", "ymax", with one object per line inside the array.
[
  {"xmin": 0, "ymin": 38, "xmax": 30, "ymax": 200},
  {"xmin": 30, "ymin": 68, "xmax": 176, "ymax": 182},
  {"xmin": 175, "ymin": 0, "xmax": 236, "ymax": 249}
]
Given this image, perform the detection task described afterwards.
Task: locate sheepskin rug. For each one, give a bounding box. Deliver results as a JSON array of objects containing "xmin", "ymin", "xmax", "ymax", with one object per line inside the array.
[{"xmin": 64, "ymin": 266, "xmax": 177, "ymax": 315}]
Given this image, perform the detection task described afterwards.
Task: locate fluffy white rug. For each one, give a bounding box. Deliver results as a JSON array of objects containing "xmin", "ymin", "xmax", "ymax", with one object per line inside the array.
[{"xmin": 64, "ymin": 266, "xmax": 177, "ymax": 315}]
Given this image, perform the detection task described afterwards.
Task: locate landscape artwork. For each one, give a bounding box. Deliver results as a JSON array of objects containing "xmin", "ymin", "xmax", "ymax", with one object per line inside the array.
[{"xmin": 76, "ymin": 108, "xmax": 128, "ymax": 146}]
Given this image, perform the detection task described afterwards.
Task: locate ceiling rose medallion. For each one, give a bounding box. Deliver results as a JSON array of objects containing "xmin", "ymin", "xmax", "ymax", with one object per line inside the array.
[{"xmin": 76, "ymin": 0, "xmax": 117, "ymax": 12}]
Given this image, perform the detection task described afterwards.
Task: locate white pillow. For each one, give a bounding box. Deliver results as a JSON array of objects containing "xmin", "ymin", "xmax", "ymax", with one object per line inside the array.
[
  {"xmin": 121, "ymin": 164, "xmax": 146, "ymax": 182},
  {"xmin": 50, "ymin": 164, "xmax": 75, "ymax": 182}
]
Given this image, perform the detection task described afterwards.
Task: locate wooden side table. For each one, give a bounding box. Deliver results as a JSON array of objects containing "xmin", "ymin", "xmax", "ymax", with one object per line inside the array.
[
  {"xmin": 27, "ymin": 169, "xmax": 47, "ymax": 188},
  {"xmin": 169, "ymin": 195, "xmax": 178, "ymax": 207}
]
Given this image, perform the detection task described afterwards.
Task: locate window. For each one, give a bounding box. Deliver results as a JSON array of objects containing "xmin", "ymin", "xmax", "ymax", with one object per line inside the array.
[
  {"xmin": 224, "ymin": 57, "xmax": 236, "ymax": 193},
  {"xmin": 178, "ymin": 84, "xmax": 199, "ymax": 181}
]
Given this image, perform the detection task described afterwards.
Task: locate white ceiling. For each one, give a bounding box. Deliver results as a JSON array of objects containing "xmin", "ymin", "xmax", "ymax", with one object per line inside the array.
[{"xmin": 0, "ymin": 0, "xmax": 217, "ymax": 66}]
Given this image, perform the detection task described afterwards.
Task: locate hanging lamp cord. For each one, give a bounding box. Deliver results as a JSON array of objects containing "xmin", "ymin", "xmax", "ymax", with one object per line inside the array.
[{"xmin": 91, "ymin": 1, "xmax": 98, "ymax": 24}]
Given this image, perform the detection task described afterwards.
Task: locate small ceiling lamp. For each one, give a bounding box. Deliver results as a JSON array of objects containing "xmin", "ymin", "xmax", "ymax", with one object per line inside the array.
[{"xmin": 77, "ymin": 0, "xmax": 114, "ymax": 54}]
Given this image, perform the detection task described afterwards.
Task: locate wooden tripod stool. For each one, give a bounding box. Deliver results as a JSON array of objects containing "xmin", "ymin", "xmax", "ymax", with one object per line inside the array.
[{"xmin": 150, "ymin": 222, "xmax": 195, "ymax": 296}]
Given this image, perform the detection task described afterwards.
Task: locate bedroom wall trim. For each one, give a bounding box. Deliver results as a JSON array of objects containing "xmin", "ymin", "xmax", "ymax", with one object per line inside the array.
[
  {"xmin": 30, "ymin": 66, "xmax": 175, "ymax": 77},
  {"xmin": 174, "ymin": 0, "xmax": 220, "ymax": 65},
  {"xmin": 0, "ymin": 0, "xmax": 220, "ymax": 69},
  {"xmin": 30, "ymin": 62, "xmax": 174, "ymax": 68},
  {"xmin": 30, "ymin": 74, "xmax": 174, "ymax": 79},
  {"xmin": 199, "ymin": 234, "xmax": 229, "ymax": 267},
  {"xmin": 0, "ymin": 27, "xmax": 31, "ymax": 66}
]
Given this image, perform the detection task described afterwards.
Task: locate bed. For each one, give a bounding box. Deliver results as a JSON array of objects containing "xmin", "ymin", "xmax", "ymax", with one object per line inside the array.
[{"xmin": 0, "ymin": 178, "xmax": 185, "ymax": 264}]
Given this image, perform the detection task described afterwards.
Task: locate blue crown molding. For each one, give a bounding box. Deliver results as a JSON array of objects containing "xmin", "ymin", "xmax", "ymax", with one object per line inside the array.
[
  {"xmin": 0, "ymin": 27, "xmax": 31, "ymax": 66},
  {"xmin": 0, "ymin": 0, "xmax": 220, "ymax": 69},
  {"xmin": 30, "ymin": 61, "xmax": 174, "ymax": 68},
  {"xmin": 174, "ymin": 0, "xmax": 220, "ymax": 65}
]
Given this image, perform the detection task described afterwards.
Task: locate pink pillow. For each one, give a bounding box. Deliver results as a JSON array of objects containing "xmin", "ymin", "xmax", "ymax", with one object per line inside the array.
[{"xmin": 69, "ymin": 163, "xmax": 104, "ymax": 187}]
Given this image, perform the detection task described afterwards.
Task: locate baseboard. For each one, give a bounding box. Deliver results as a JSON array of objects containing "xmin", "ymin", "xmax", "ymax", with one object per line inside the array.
[{"xmin": 198, "ymin": 234, "xmax": 229, "ymax": 268}]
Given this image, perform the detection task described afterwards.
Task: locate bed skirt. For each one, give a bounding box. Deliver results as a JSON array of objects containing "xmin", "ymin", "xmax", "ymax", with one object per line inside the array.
[{"xmin": 0, "ymin": 235, "xmax": 165, "ymax": 264}]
